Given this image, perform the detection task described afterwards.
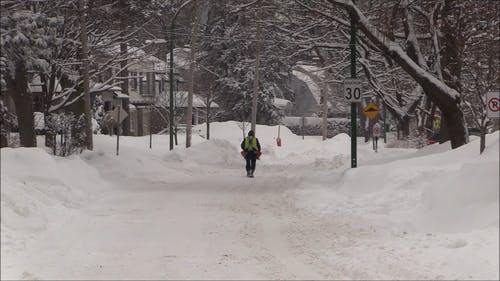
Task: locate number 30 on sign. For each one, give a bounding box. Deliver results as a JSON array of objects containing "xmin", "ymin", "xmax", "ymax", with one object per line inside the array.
[{"xmin": 343, "ymin": 78, "xmax": 363, "ymax": 102}]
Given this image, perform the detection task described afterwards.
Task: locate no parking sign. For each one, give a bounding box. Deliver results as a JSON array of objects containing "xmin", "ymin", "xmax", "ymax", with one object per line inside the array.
[{"xmin": 487, "ymin": 91, "xmax": 500, "ymax": 119}]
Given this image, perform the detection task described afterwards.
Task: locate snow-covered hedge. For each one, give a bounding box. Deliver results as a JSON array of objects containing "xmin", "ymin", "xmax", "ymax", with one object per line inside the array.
[{"xmin": 281, "ymin": 116, "xmax": 352, "ymax": 137}]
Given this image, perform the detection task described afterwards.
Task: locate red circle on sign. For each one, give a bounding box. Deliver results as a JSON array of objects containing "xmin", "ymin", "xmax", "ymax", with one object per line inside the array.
[{"xmin": 488, "ymin": 97, "xmax": 500, "ymax": 112}]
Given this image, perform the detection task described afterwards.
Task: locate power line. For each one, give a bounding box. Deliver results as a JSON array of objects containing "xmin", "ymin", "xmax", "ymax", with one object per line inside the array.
[{"xmin": 166, "ymin": 30, "xmax": 338, "ymax": 46}]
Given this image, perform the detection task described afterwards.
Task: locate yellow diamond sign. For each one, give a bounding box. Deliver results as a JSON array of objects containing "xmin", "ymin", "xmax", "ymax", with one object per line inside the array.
[{"xmin": 363, "ymin": 103, "xmax": 380, "ymax": 120}]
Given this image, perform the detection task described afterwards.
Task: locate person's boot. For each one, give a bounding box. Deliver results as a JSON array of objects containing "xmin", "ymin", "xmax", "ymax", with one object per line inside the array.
[
  {"xmin": 250, "ymin": 169, "xmax": 254, "ymax": 177},
  {"xmin": 246, "ymin": 170, "xmax": 251, "ymax": 177}
]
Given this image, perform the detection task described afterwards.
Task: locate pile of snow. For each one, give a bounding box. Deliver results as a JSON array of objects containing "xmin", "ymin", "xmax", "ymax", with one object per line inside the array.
[
  {"xmin": 164, "ymin": 138, "xmax": 241, "ymax": 168},
  {"xmin": 297, "ymin": 131, "xmax": 499, "ymax": 233},
  {"xmin": 192, "ymin": 121, "xmax": 350, "ymax": 169},
  {"xmin": 1, "ymin": 147, "xmax": 109, "ymax": 252}
]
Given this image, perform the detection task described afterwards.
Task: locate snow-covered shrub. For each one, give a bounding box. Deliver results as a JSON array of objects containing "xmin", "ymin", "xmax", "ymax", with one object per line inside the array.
[
  {"xmin": 92, "ymin": 95, "xmax": 104, "ymax": 134},
  {"xmin": 0, "ymin": 98, "xmax": 17, "ymax": 147},
  {"xmin": 33, "ymin": 112, "xmax": 45, "ymax": 134},
  {"xmin": 46, "ymin": 112, "xmax": 86, "ymax": 156}
]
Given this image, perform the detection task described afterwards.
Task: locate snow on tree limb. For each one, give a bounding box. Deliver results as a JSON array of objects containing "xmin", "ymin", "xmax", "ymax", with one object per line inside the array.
[{"xmin": 327, "ymin": 0, "xmax": 461, "ymax": 102}]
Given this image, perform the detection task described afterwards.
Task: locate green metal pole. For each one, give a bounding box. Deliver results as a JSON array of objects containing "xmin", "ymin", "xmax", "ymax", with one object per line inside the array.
[
  {"xmin": 350, "ymin": 5, "xmax": 357, "ymax": 168},
  {"xmin": 169, "ymin": 20, "xmax": 175, "ymax": 150}
]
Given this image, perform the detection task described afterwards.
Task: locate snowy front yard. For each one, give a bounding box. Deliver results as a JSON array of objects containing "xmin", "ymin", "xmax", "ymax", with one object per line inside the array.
[{"xmin": 1, "ymin": 122, "xmax": 499, "ymax": 280}]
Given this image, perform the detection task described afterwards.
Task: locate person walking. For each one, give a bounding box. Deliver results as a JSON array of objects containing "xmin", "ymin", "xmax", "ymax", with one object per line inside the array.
[
  {"xmin": 432, "ymin": 115, "xmax": 441, "ymax": 141},
  {"xmin": 372, "ymin": 121, "xmax": 381, "ymax": 152},
  {"xmin": 241, "ymin": 130, "xmax": 261, "ymax": 178}
]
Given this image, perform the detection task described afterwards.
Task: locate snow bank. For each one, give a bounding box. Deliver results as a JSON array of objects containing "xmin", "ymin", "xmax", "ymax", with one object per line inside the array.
[
  {"xmin": 300, "ymin": 132, "xmax": 499, "ymax": 233},
  {"xmin": 1, "ymin": 147, "xmax": 108, "ymax": 251},
  {"xmin": 192, "ymin": 121, "xmax": 353, "ymax": 170},
  {"xmin": 164, "ymin": 139, "xmax": 241, "ymax": 168},
  {"xmin": 1, "ymin": 121, "xmax": 498, "ymax": 280}
]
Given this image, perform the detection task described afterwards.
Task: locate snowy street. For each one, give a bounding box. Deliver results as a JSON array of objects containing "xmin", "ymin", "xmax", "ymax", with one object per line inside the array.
[
  {"xmin": 2, "ymin": 0, "xmax": 500, "ymax": 279},
  {"xmin": 1, "ymin": 122, "xmax": 499, "ymax": 280},
  {"xmin": 3, "ymin": 160, "xmax": 368, "ymax": 279}
]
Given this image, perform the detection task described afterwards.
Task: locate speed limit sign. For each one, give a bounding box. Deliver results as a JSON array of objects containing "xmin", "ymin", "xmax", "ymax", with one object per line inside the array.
[{"xmin": 343, "ymin": 78, "xmax": 363, "ymax": 102}]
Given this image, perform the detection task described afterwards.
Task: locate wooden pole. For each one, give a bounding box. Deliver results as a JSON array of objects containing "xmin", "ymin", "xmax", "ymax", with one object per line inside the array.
[
  {"xmin": 79, "ymin": 0, "xmax": 93, "ymax": 150},
  {"xmin": 186, "ymin": 3, "xmax": 200, "ymax": 148}
]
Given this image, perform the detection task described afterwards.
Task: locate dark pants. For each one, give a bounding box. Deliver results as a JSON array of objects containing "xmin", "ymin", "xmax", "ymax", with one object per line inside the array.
[
  {"xmin": 373, "ymin": 136, "xmax": 379, "ymax": 151},
  {"xmin": 245, "ymin": 153, "xmax": 257, "ymax": 172}
]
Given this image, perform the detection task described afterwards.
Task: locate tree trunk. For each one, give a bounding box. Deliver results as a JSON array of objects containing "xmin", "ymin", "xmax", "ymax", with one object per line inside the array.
[
  {"xmin": 41, "ymin": 68, "xmax": 57, "ymax": 149},
  {"xmin": 400, "ymin": 116, "xmax": 410, "ymax": 137},
  {"xmin": 437, "ymin": 0, "xmax": 465, "ymax": 145},
  {"xmin": 6, "ymin": 62, "xmax": 36, "ymax": 147},
  {"xmin": 479, "ymin": 125, "xmax": 486, "ymax": 154},
  {"xmin": 1, "ymin": 116, "xmax": 10, "ymax": 147},
  {"xmin": 440, "ymin": 106, "xmax": 466, "ymax": 148}
]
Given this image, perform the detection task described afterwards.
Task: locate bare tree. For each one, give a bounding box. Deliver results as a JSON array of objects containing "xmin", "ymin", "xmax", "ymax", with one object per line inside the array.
[{"xmin": 300, "ymin": 0, "xmax": 470, "ymax": 148}]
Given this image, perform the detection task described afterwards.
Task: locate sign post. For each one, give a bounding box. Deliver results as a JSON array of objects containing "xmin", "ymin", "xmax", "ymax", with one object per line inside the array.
[
  {"xmin": 383, "ymin": 104, "xmax": 387, "ymax": 143},
  {"xmin": 116, "ymin": 105, "xmax": 121, "ymax": 156},
  {"xmin": 348, "ymin": 3, "xmax": 359, "ymax": 168},
  {"xmin": 110, "ymin": 105, "xmax": 128, "ymax": 156}
]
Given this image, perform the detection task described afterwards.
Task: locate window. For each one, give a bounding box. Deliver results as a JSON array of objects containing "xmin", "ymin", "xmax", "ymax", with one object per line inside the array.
[
  {"xmin": 130, "ymin": 72, "xmax": 137, "ymax": 90},
  {"xmin": 104, "ymin": 101, "xmax": 112, "ymax": 112}
]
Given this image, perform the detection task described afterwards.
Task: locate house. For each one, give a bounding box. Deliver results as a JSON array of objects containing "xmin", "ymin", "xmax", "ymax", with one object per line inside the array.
[
  {"xmin": 122, "ymin": 52, "xmax": 219, "ymax": 136},
  {"xmin": 88, "ymin": 44, "xmax": 219, "ymax": 136},
  {"xmin": 170, "ymin": 91, "xmax": 219, "ymax": 125},
  {"xmin": 29, "ymin": 74, "xmax": 62, "ymax": 113},
  {"xmin": 91, "ymin": 82, "xmax": 129, "ymax": 111}
]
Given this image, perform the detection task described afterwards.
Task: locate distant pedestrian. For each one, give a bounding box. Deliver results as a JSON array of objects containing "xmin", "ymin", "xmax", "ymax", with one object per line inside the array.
[
  {"xmin": 372, "ymin": 121, "xmax": 381, "ymax": 152},
  {"xmin": 432, "ymin": 115, "xmax": 441, "ymax": 141},
  {"xmin": 240, "ymin": 130, "xmax": 261, "ymax": 178}
]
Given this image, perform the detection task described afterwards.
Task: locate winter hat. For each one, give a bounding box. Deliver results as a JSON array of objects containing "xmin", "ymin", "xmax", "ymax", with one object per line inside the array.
[{"xmin": 248, "ymin": 130, "xmax": 254, "ymax": 136}]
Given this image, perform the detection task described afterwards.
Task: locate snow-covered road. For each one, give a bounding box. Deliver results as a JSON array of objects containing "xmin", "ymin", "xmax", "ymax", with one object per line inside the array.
[
  {"xmin": 3, "ymin": 165, "xmax": 358, "ymax": 279},
  {"xmin": 5, "ymin": 166, "xmax": 498, "ymax": 280},
  {"xmin": 2, "ymin": 123, "xmax": 498, "ymax": 280}
]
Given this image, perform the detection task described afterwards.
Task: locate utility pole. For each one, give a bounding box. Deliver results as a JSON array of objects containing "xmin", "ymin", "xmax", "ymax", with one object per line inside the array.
[
  {"xmin": 186, "ymin": 3, "xmax": 201, "ymax": 148},
  {"xmin": 185, "ymin": 26, "xmax": 195, "ymax": 148},
  {"xmin": 79, "ymin": 0, "xmax": 92, "ymax": 150},
  {"xmin": 168, "ymin": 20, "xmax": 175, "ymax": 150},
  {"xmin": 168, "ymin": 0, "xmax": 193, "ymax": 150},
  {"xmin": 251, "ymin": 20, "xmax": 261, "ymax": 133},
  {"xmin": 322, "ymin": 76, "xmax": 329, "ymax": 141},
  {"xmin": 350, "ymin": 2, "xmax": 357, "ymax": 168},
  {"xmin": 119, "ymin": 0, "xmax": 130, "ymax": 136}
]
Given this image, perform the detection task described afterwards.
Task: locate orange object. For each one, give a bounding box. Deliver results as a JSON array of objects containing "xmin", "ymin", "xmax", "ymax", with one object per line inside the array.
[{"xmin": 277, "ymin": 125, "xmax": 282, "ymax": 146}]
